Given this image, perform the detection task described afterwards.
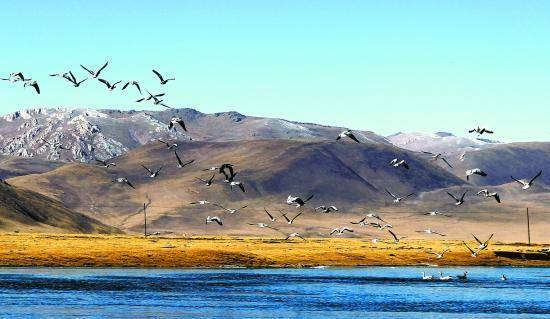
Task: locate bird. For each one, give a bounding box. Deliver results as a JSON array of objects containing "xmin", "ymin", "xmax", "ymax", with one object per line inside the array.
[
  {"xmin": 98, "ymin": 78, "xmax": 121, "ymax": 91},
  {"xmin": 511, "ymin": 170, "xmax": 542, "ymax": 190},
  {"xmin": 263, "ymin": 208, "xmax": 278, "ymax": 222},
  {"xmin": 459, "ymin": 152, "xmax": 466, "ymax": 162},
  {"xmin": 229, "ymin": 181, "xmax": 245, "ymax": 192},
  {"xmin": 219, "ymin": 164, "xmax": 236, "ymax": 182},
  {"xmin": 388, "ymin": 229, "xmax": 406, "ymax": 243},
  {"xmin": 206, "ymin": 216, "xmax": 223, "ymax": 226},
  {"xmin": 424, "ymin": 211, "xmax": 451, "ymax": 217},
  {"xmin": 365, "ymin": 222, "xmax": 392, "ymax": 230},
  {"xmin": 447, "ymin": 191, "xmax": 467, "ymax": 206},
  {"xmin": 168, "ymin": 117, "xmax": 187, "ymax": 132},
  {"xmin": 389, "ymin": 158, "xmax": 410, "ymax": 169},
  {"xmin": 174, "ymin": 152, "xmax": 194, "ymax": 168},
  {"xmin": 466, "ymin": 168, "xmax": 487, "ymax": 181},
  {"xmin": 476, "ymin": 189, "xmax": 501, "ymax": 203},
  {"xmin": 315, "ymin": 205, "xmax": 338, "ymax": 213},
  {"xmin": 49, "ymin": 72, "xmax": 71, "ymax": 80},
  {"xmin": 426, "ymin": 249, "xmax": 450, "ymax": 259},
  {"xmin": 190, "ymin": 200, "xmax": 210, "ymax": 205},
  {"xmin": 350, "ymin": 217, "xmax": 370, "ymax": 226},
  {"xmin": 80, "ymin": 62, "xmax": 108, "ymax": 78},
  {"xmin": 112, "ymin": 177, "xmax": 135, "ymax": 189},
  {"xmin": 152, "ymin": 69, "xmax": 175, "ymax": 85},
  {"xmin": 438, "ymin": 272, "xmax": 453, "ymax": 281},
  {"xmin": 365, "ymin": 212, "xmax": 386, "ymax": 222},
  {"xmin": 469, "ymin": 126, "xmax": 493, "ymax": 135},
  {"xmin": 137, "ymin": 91, "xmax": 164, "ymax": 102},
  {"xmin": 95, "ymin": 159, "xmax": 116, "ymax": 168},
  {"xmin": 65, "ymin": 71, "xmax": 87, "ymax": 87},
  {"xmin": 463, "ymin": 241, "xmax": 480, "ymax": 257},
  {"xmin": 422, "ymin": 151, "xmax": 453, "ymax": 168},
  {"xmin": 416, "ymin": 229, "xmax": 446, "ymax": 236},
  {"xmin": 281, "ymin": 212, "xmax": 302, "ymax": 225},
  {"xmin": 285, "ymin": 233, "xmax": 306, "ymax": 241},
  {"xmin": 472, "ymin": 233, "xmax": 493, "ymax": 250},
  {"xmin": 122, "ymin": 81, "xmax": 142, "ymax": 94},
  {"xmin": 196, "ymin": 174, "xmax": 215, "ymax": 186},
  {"xmin": 286, "ymin": 194, "xmax": 314, "ymax": 208},
  {"xmin": 456, "ymin": 271, "xmax": 468, "ymax": 280},
  {"xmin": 501, "ymin": 274, "xmax": 508, "ymax": 281},
  {"xmin": 23, "ymin": 80, "xmax": 40, "ymax": 94},
  {"xmin": 422, "ymin": 272, "xmax": 434, "ymax": 281},
  {"xmin": 158, "ymin": 139, "xmax": 178, "ymax": 150},
  {"xmin": 142, "ymin": 165, "xmax": 163, "ymax": 178},
  {"xmin": 336, "ymin": 130, "xmax": 360, "ymax": 143},
  {"xmin": 330, "ymin": 227, "xmax": 354, "ymax": 236},
  {"xmin": 385, "ymin": 189, "xmax": 415, "ymax": 203},
  {"xmin": 247, "ymin": 222, "xmax": 277, "ymax": 230},
  {"xmin": 213, "ymin": 204, "xmax": 248, "ymax": 214},
  {"xmin": 2, "ymin": 72, "xmax": 26, "ymax": 82}
]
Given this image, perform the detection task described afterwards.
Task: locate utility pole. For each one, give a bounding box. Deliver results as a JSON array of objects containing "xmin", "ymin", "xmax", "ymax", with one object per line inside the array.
[
  {"xmin": 144, "ymin": 202, "xmax": 147, "ymax": 237},
  {"xmin": 526, "ymin": 207, "xmax": 531, "ymax": 245}
]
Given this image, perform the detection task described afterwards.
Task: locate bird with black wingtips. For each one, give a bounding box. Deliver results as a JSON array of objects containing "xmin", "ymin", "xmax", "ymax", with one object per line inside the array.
[
  {"xmin": 80, "ymin": 62, "xmax": 108, "ymax": 78},
  {"xmin": 112, "ymin": 177, "xmax": 135, "ymax": 189},
  {"xmin": 286, "ymin": 194, "xmax": 314, "ymax": 208},
  {"xmin": 315, "ymin": 205, "xmax": 338, "ymax": 213},
  {"xmin": 422, "ymin": 151, "xmax": 453, "ymax": 168},
  {"xmin": 122, "ymin": 80, "xmax": 142, "ymax": 94},
  {"xmin": 426, "ymin": 248, "xmax": 450, "ymax": 259},
  {"xmin": 229, "ymin": 180, "xmax": 245, "ymax": 192},
  {"xmin": 447, "ymin": 191, "xmax": 467, "ymax": 206},
  {"xmin": 511, "ymin": 170, "xmax": 542, "ymax": 190},
  {"xmin": 476, "ymin": 189, "xmax": 501, "ymax": 203},
  {"xmin": 285, "ymin": 232, "xmax": 306, "ymax": 241},
  {"xmin": 330, "ymin": 227, "xmax": 354, "ymax": 236},
  {"xmin": 281, "ymin": 212, "xmax": 302, "ymax": 225},
  {"xmin": 336, "ymin": 129, "xmax": 360, "ymax": 143},
  {"xmin": 469, "ymin": 126, "xmax": 493, "ymax": 135},
  {"xmin": 95, "ymin": 159, "xmax": 116, "ymax": 168},
  {"xmin": 463, "ymin": 241, "xmax": 481, "ymax": 257},
  {"xmin": 98, "ymin": 78, "xmax": 121, "ymax": 91},
  {"xmin": 152, "ymin": 69, "xmax": 175, "ymax": 85},
  {"xmin": 388, "ymin": 229, "xmax": 406, "ymax": 243},
  {"xmin": 263, "ymin": 208, "xmax": 278, "ymax": 222},
  {"xmin": 142, "ymin": 165, "xmax": 163, "ymax": 178},
  {"xmin": 174, "ymin": 151, "xmax": 194, "ymax": 169},
  {"xmin": 389, "ymin": 158, "xmax": 410, "ymax": 169},
  {"xmin": 385, "ymin": 189, "xmax": 415, "ymax": 203},
  {"xmin": 423, "ymin": 211, "xmax": 451, "ymax": 217},
  {"xmin": 206, "ymin": 216, "xmax": 223, "ymax": 226},
  {"xmin": 158, "ymin": 138, "xmax": 178, "ymax": 150},
  {"xmin": 472, "ymin": 233, "xmax": 493, "ymax": 250},
  {"xmin": 196, "ymin": 174, "xmax": 215, "ymax": 186},
  {"xmin": 65, "ymin": 71, "xmax": 87, "ymax": 87},
  {"xmin": 212, "ymin": 204, "xmax": 248, "ymax": 214},
  {"xmin": 466, "ymin": 168, "xmax": 487, "ymax": 181},
  {"xmin": 23, "ymin": 80, "xmax": 40, "ymax": 94},
  {"xmin": 190, "ymin": 200, "xmax": 210, "ymax": 205},
  {"xmin": 169, "ymin": 117, "xmax": 187, "ymax": 132}
]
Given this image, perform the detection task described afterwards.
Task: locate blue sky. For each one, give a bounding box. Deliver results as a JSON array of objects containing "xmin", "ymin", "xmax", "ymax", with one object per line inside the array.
[{"xmin": 1, "ymin": 1, "xmax": 549, "ymax": 142}]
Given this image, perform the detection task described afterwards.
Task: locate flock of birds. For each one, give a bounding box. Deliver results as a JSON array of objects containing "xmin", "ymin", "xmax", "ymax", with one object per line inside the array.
[{"xmin": 1, "ymin": 64, "xmax": 546, "ymax": 264}]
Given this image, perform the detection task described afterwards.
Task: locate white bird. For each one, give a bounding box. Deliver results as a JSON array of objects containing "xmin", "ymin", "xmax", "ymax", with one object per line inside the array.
[
  {"xmin": 98, "ymin": 78, "xmax": 121, "ymax": 91},
  {"xmin": 472, "ymin": 233, "xmax": 493, "ymax": 250},
  {"xmin": 23, "ymin": 80, "xmax": 40, "ymax": 94},
  {"xmin": 263, "ymin": 208, "xmax": 278, "ymax": 222},
  {"xmin": 213, "ymin": 204, "xmax": 248, "ymax": 215},
  {"xmin": 95, "ymin": 159, "xmax": 116, "ymax": 168},
  {"xmin": 476, "ymin": 189, "xmax": 501, "ymax": 203},
  {"xmin": 466, "ymin": 168, "xmax": 487, "ymax": 181},
  {"xmin": 142, "ymin": 165, "xmax": 163, "ymax": 178},
  {"xmin": 247, "ymin": 222, "xmax": 277, "ymax": 230},
  {"xmin": 387, "ymin": 229, "xmax": 406, "ymax": 243},
  {"xmin": 367, "ymin": 222, "xmax": 393, "ymax": 230},
  {"xmin": 80, "ymin": 62, "xmax": 108, "ymax": 78},
  {"xmin": 511, "ymin": 170, "xmax": 542, "ymax": 190},
  {"xmin": 169, "ymin": 117, "xmax": 187, "ymax": 132},
  {"xmin": 158, "ymin": 139, "xmax": 178, "ymax": 150},
  {"xmin": 330, "ymin": 227, "xmax": 354, "ymax": 236},
  {"xmin": 229, "ymin": 181, "xmax": 245, "ymax": 192},
  {"xmin": 501, "ymin": 274, "xmax": 508, "ymax": 281},
  {"xmin": 285, "ymin": 232, "xmax": 306, "ymax": 241},
  {"xmin": 152, "ymin": 69, "xmax": 175, "ymax": 85},
  {"xmin": 447, "ymin": 191, "xmax": 467, "ymax": 206},
  {"xmin": 336, "ymin": 130, "xmax": 360, "ymax": 143},
  {"xmin": 463, "ymin": 241, "xmax": 481, "ymax": 257},
  {"xmin": 424, "ymin": 211, "xmax": 451, "ymax": 217},
  {"xmin": 438, "ymin": 272, "xmax": 453, "ymax": 281},
  {"xmin": 416, "ymin": 229, "xmax": 446, "ymax": 237},
  {"xmin": 389, "ymin": 158, "xmax": 410, "ymax": 170},
  {"xmin": 286, "ymin": 194, "xmax": 314, "ymax": 208},
  {"xmin": 111, "ymin": 177, "xmax": 135, "ymax": 189},
  {"xmin": 426, "ymin": 248, "xmax": 450, "ymax": 259},
  {"xmin": 385, "ymin": 189, "xmax": 415, "ymax": 203},
  {"xmin": 174, "ymin": 151, "xmax": 194, "ymax": 169},
  {"xmin": 206, "ymin": 216, "xmax": 223, "ymax": 226},
  {"xmin": 457, "ymin": 271, "xmax": 468, "ymax": 280},
  {"xmin": 196, "ymin": 174, "xmax": 215, "ymax": 186},
  {"xmin": 315, "ymin": 205, "xmax": 338, "ymax": 213},
  {"xmin": 422, "ymin": 151, "xmax": 453, "ymax": 168},
  {"xmin": 190, "ymin": 200, "xmax": 210, "ymax": 205},
  {"xmin": 281, "ymin": 212, "xmax": 302, "ymax": 225},
  {"xmin": 365, "ymin": 212, "xmax": 386, "ymax": 223},
  {"xmin": 469, "ymin": 126, "xmax": 493, "ymax": 135},
  {"xmin": 459, "ymin": 152, "xmax": 466, "ymax": 161},
  {"xmin": 422, "ymin": 272, "xmax": 434, "ymax": 281},
  {"xmin": 122, "ymin": 80, "xmax": 142, "ymax": 94}
]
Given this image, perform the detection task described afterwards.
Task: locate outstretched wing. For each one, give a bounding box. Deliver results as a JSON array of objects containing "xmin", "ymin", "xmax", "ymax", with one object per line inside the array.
[
  {"xmin": 441, "ymin": 157, "xmax": 453, "ymax": 168},
  {"xmin": 152, "ymin": 69, "xmax": 164, "ymax": 82},
  {"xmin": 530, "ymin": 170, "xmax": 543, "ymax": 184}
]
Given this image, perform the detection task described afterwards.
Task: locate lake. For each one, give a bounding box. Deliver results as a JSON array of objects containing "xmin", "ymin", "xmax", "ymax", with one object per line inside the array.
[{"xmin": 0, "ymin": 267, "xmax": 548, "ymax": 318}]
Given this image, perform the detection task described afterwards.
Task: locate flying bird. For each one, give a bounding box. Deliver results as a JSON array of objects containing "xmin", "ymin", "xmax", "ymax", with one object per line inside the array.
[
  {"xmin": 422, "ymin": 151, "xmax": 453, "ymax": 168},
  {"xmin": 476, "ymin": 189, "xmax": 501, "ymax": 203},
  {"xmin": 64, "ymin": 71, "xmax": 87, "ymax": 87},
  {"xmin": 158, "ymin": 139, "xmax": 178, "ymax": 150},
  {"xmin": 423, "ymin": 211, "xmax": 451, "ymax": 217},
  {"xmin": 472, "ymin": 233, "xmax": 494, "ymax": 250},
  {"xmin": 385, "ymin": 189, "xmax": 415, "ymax": 203},
  {"xmin": 196, "ymin": 174, "xmax": 215, "ymax": 186},
  {"xmin": 389, "ymin": 158, "xmax": 410, "ymax": 169},
  {"xmin": 463, "ymin": 241, "xmax": 481, "ymax": 258},
  {"xmin": 281, "ymin": 212, "xmax": 302, "ymax": 225},
  {"xmin": 190, "ymin": 200, "xmax": 210, "ymax": 205},
  {"xmin": 469, "ymin": 126, "xmax": 493, "ymax": 135},
  {"xmin": 388, "ymin": 229, "xmax": 407, "ymax": 243},
  {"xmin": 447, "ymin": 191, "xmax": 467, "ymax": 206},
  {"xmin": 169, "ymin": 117, "xmax": 187, "ymax": 132},
  {"xmin": 122, "ymin": 81, "xmax": 142, "ymax": 94},
  {"xmin": 152, "ymin": 69, "xmax": 175, "ymax": 85},
  {"xmin": 336, "ymin": 130, "xmax": 360, "ymax": 143},
  {"xmin": 23, "ymin": 80, "xmax": 40, "ymax": 94},
  {"xmin": 174, "ymin": 151, "xmax": 194, "ymax": 169},
  {"xmin": 95, "ymin": 159, "xmax": 116, "ymax": 168},
  {"xmin": 426, "ymin": 248, "xmax": 450, "ymax": 259},
  {"xmin": 142, "ymin": 165, "xmax": 163, "ymax": 178},
  {"xmin": 511, "ymin": 170, "xmax": 542, "ymax": 190},
  {"xmin": 247, "ymin": 223, "xmax": 278, "ymax": 231},
  {"xmin": 285, "ymin": 233, "xmax": 306, "ymax": 241},
  {"xmin": 112, "ymin": 177, "xmax": 135, "ymax": 189},
  {"xmin": 330, "ymin": 227, "xmax": 354, "ymax": 236},
  {"xmin": 286, "ymin": 194, "xmax": 314, "ymax": 208},
  {"xmin": 416, "ymin": 229, "xmax": 446, "ymax": 236},
  {"xmin": 80, "ymin": 62, "xmax": 108, "ymax": 78},
  {"xmin": 206, "ymin": 216, "xmax": 223, "ymax": 226},
  {"xmin": 263, "ymin": 208, "xmax": 278, "ymax": 222},
  {"xmin": 98, "ymin": 78, "xmax": 121, "ymax": 91},
  {"xmin": 466, "ymin": 168, "xmax": 487, "ymax": 181},
  {"xmin": 229, "ymin": 181, "xmax": 245, "ymax": 192},
  {"xmin": 213, "ymin": 204, "xmax": 248, "ymax": 214},
  {"xmin": 315, "ymin": 205, "xmax": 338, "ymax": 213}
]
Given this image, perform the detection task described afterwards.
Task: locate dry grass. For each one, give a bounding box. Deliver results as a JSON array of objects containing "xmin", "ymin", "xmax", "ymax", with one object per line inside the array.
[{"xmin": 0, "ymin": 233, "xmax": 548, "ymax": 268}]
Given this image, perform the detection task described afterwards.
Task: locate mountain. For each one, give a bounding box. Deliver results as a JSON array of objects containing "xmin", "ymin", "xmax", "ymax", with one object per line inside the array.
[
  {"xmin": 0, "ymin": 180, "xmax": 119, "ymax": 233},
  {"xmin": 8, "ymin": 138, "xmax": 465, "ymax": 234},
  {"xmin": 387, "ymin": 132, "xmax": 501, "ymax": 156},
  {"xmin": 0, "ymin": 155, "xmax": 63, "ymax": 180},
  {"xmin": 0, "ymin": 108, "xmax": 389, "ymax": 163}
]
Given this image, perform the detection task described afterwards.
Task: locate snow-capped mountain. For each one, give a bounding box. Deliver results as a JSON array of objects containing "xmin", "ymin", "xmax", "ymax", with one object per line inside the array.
[
  {"xmin": 0, "ymin": 107, "xmax": 389, "ymax": 162},
  {"xmin": 387, "ymin": 131, "xmax": 502, "ymax": 155}
]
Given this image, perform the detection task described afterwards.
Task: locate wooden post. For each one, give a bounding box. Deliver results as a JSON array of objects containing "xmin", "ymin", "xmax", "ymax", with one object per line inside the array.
[
  {"xmin": 144, "ymin": 203, "xmax": 147, "ymax": 237},
  {"xmin": 526, "ymin": 208, "xmax": 531, "ymax": 245}
]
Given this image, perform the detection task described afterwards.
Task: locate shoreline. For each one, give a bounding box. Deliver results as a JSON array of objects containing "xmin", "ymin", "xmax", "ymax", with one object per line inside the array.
[{"xmin": 0, "ymin": 234, "xmax": 548, "ymax": 268}]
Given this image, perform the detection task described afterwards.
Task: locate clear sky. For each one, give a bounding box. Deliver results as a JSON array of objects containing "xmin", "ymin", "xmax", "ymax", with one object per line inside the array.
[{"xmin": 1, "ymin": 1, "xmax": 549, "ymax": 142}]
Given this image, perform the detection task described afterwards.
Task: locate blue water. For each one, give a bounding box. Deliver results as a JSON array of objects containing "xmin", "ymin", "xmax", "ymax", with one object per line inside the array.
[{"xmin": 0, "ymin": 267, "xmax": 548, "ymax": 318}]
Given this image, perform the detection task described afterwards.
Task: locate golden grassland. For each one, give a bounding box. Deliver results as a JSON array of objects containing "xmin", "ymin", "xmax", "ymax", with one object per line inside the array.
[{"xmin": 0, "ymin": 233, "xmax": 548, "ymax": 268}]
